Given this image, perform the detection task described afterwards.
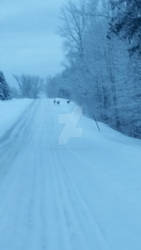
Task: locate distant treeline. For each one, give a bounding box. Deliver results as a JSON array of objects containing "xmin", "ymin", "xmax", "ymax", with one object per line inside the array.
[{"xmin": 0, "ymin": 73, "xmax": 47, "ymax": 100}]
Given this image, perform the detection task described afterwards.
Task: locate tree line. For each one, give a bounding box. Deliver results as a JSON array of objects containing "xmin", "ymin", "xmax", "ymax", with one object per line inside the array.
[
  {"xmin": 47, "ymin": 0, "xmax": 141, "ymax": 138},
  {"xmin": 0, "ymin": 73, "xmax": 47, "ymax": 100}
]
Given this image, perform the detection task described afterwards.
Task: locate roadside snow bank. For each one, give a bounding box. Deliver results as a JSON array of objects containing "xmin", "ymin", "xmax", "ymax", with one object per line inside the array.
[
  {"xmin": 54, "ymin": 98, "xmax": 141, "ymax": 149},
  {"xmin": 0, "ymin": 99, "xmax": 32, "ymax": 137}
]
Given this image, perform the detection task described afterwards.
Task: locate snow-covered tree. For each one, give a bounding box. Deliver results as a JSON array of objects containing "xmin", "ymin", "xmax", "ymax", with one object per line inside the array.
[
  {"xmin": 109, "ymin": 0, "xmax": 141, "ymax": 55},
  {"xmin": 47, "ymin": 0, "xmax": 141, "ymax": 138},
  {"xmin": 0, "ymin": 71, "xmax": 10, "ymax": 100}
]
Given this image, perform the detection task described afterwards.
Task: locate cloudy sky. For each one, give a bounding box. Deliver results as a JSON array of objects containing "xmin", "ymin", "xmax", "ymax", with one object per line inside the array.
[{"xmin": 0, "ymin": 0, "xmax": 65, "ymax": 83}]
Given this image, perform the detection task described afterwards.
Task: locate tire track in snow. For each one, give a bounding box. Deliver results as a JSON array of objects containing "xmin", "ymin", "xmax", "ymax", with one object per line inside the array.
[
  {"xmin": 0, "ymin": 101, "xmax": 39, "ymax": 184},
  {"xmin": 0, "ymin": 101, "xmax": 39, "ymax": 222},
  {"xmin": 42, "ymin": 107, "xmax": 72, "ymax": 250},
  {"xmin": 0, "ymin": 101, "xmax": 41, "ymax": 249},
  {"xmin": 0, "ymin": 99, "xmax": 112, "ymax": 250},
  {"xmin": 0, "ymin": 146, "xmax": 37, "ymax": 249},
  {"xmin": 0, "ymin": 100, "xmax": 37, "ymax": 154},
  {"xmin": 0, "ymin": 100, "xmax": 34, "ymax": 146},
  {"xmin": 57, "ymin": 147, "xmax": 111, "ymax": 250},
  {"xmin": 52, "ymin": 150, "xmax": 89, "ymax": 250},
  {"xmin": 48, "ymin": 149, "xmax": 72, "ymax": 250},
  {"xmin": 47, "ymin": 110, "xmax": 94, "ymax": 250},
  {"xmin": 23, "ymin": 102, "xmax": 50, "ymax": 250},
  {"xmin": 48, "ymin": 104, "xmax": 109, "ymax": 250},
  {"xmin": 11, "ymin": 113, "xmax": 43, "ymax": 250}
]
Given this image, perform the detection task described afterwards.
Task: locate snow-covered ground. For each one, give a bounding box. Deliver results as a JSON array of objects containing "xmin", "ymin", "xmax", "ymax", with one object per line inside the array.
[
  {"xmin": 0, "ymin": 99, "xmax": 32, "ymax": 137},
  {"xmin": 0, "ymin": 98, "xmax": 141, "ymax": 250}
]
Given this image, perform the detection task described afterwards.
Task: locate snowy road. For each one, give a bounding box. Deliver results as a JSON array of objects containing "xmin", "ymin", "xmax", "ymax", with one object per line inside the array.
[{"xmin": 0, "ymin": 99, "xmax": 141, "ymax": 250}]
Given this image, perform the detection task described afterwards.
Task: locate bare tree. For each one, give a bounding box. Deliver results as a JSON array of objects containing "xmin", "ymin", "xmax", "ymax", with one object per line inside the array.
[
  {"xmin": 60, "ymin": 0, "xmax": 89, "ymax": 59},
  {"xmin": 14, "ymin": 75, "xmax": 43, "ymax": 99}
]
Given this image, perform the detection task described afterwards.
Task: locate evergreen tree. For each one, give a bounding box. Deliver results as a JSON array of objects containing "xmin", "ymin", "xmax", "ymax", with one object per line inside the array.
[
  {"xmin": 0, "ymin": 71, "xmax": 10, "ymax": 100},
  {"xmin": 109, "ymin": 0, "xmax": 141, "ymax": 55}
]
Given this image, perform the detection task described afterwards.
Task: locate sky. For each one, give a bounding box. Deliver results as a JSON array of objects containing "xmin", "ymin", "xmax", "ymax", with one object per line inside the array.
[{"xmin": 0, "ymin": 0, "xmax": 65, "ymax": 84}]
